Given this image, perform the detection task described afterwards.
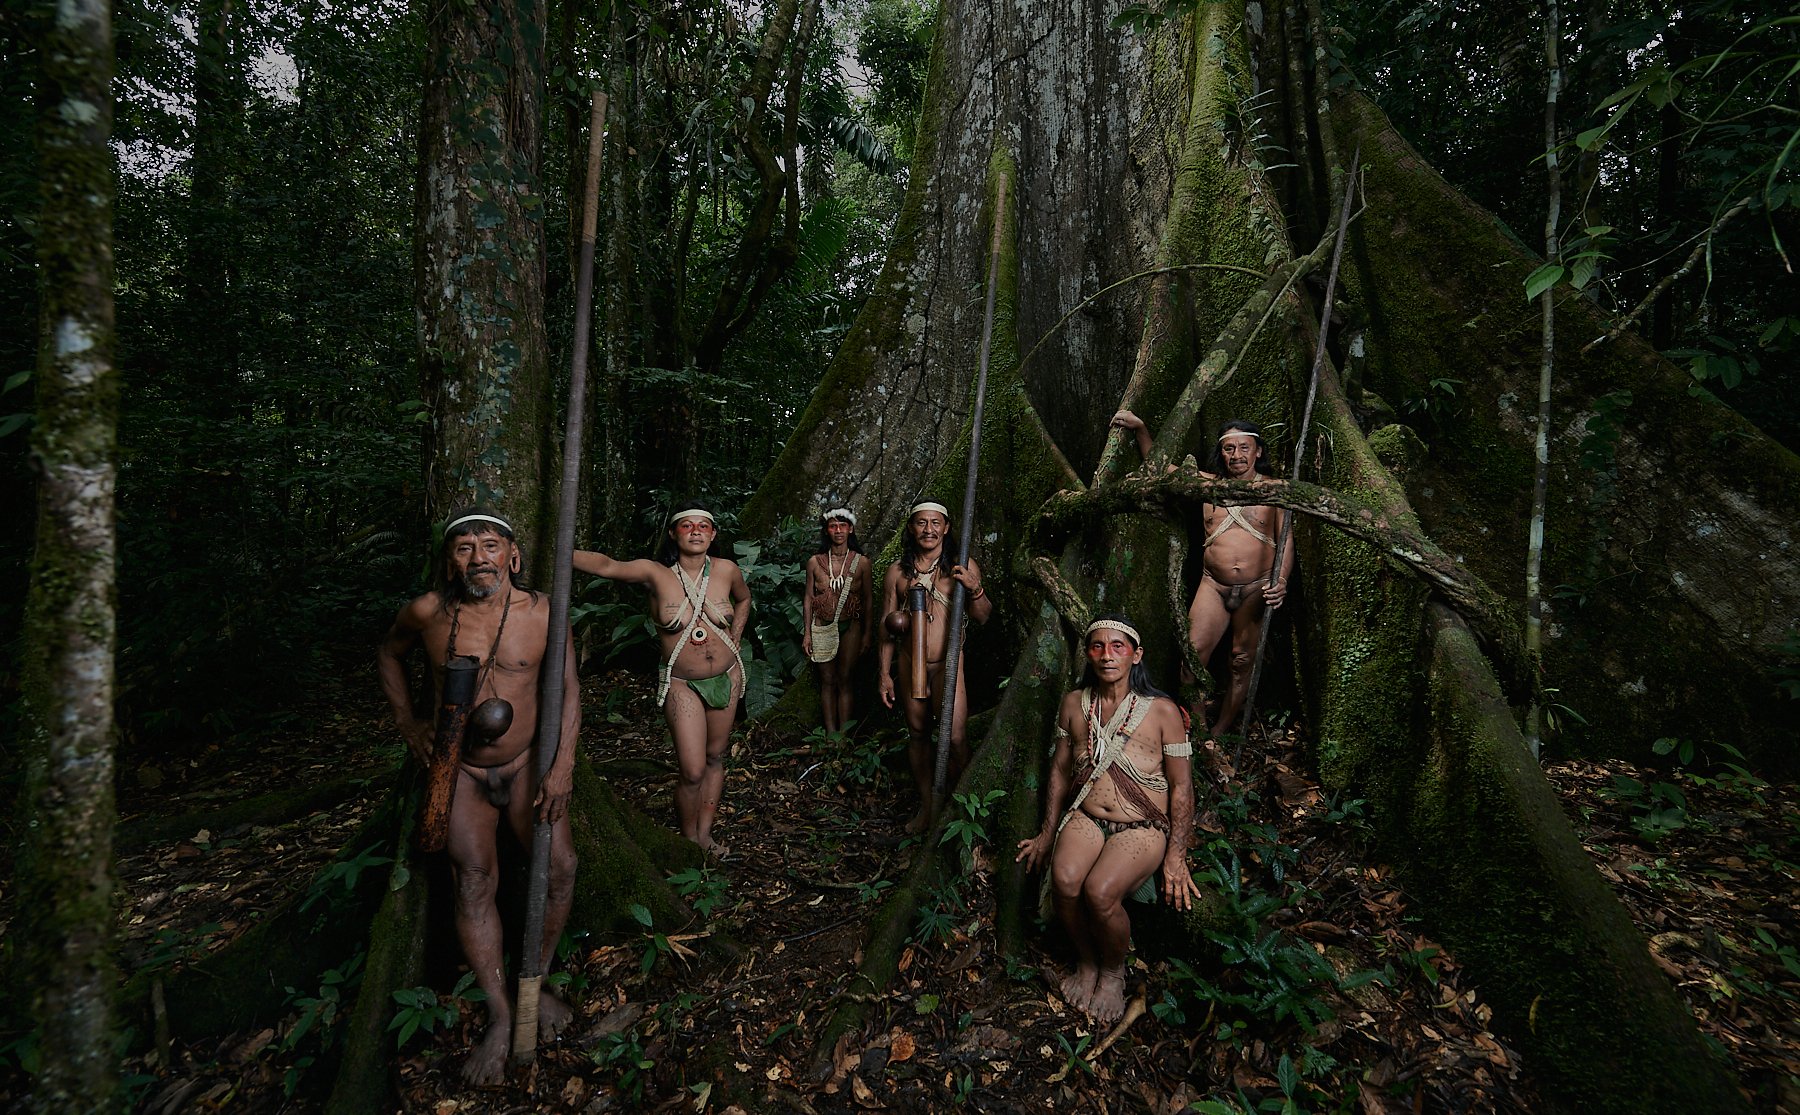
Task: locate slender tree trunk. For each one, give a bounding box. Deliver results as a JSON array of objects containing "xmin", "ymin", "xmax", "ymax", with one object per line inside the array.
[
  {"xmin": 415, "ymin": 0, "xmax": 552, "ymax": 559},
  {"xmin": 16, "ymin": 0, "xmax": 119, "ymax": 1106},
  {"xmin": 1524, "ymin": 0, "xmax": 1563, "ymax": 759},
  {"xmin": 187, "ymin": 0, "xmax": 242, "ymax": 408},
  {"xmin": 593, "ymin": 5, "xmax": 635, "ymax": 552}
]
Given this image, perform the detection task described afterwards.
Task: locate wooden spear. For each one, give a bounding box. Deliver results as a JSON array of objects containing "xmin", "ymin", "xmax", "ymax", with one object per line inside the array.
[
  {"xmin": 512, "ymin": 90, "xmax": 607, "ymax": 1067},
  {"xmin": 932, "ymin": 176, "xmax": 1009, "ymax": 799},
  {"xmin": 1237, "ymin": 149, "xmax": 1358, "ymax": 758}
]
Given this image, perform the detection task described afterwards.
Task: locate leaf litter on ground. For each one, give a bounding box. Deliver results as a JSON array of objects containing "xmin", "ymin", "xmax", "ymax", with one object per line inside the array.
[{"xmin": 42, "ymin": 672, "xmax": 1791, "ymax": 1112}]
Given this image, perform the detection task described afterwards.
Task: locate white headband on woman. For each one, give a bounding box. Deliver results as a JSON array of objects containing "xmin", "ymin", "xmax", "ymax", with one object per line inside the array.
[
  {"xmin": 1085, "ymin": 618, "xmax": 1141, "ymax": 645},
  {"xmin": 668, "ymin": 508, "xmax": 715, "ymax": 526},
  {"xmin": 444, "ymin": 513, "xmax": 513, "ymax": 539},
  {"xmin": 910, "ymin": 501, "xmax": 950, "ymax": 519},
  {"xmin": 822, "ymin": 507, "xmax": 856, "ymax": 526}
]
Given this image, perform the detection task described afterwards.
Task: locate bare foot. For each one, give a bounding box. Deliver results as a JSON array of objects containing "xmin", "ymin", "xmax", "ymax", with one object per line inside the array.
[
  {"xmin": 703, "ymin": 838, "xmax": 731, "ymax": 861},
  {"xmin": 1059, "ymin": 964, "xmax": 1097, "ymax": 1012},
  {"xmin": 538, "ymin": 990, "xmax": 573, "ymax": 1043},
  {"xmin": 903, "ymin": 808, "xmax": 930, "ymax": 835},
  {"xmin": 461, "ymin": 1022, "xmax": 510, "ymax": 1086},
  {"xmin": 1087, "ymin": 970, "xmax": 1127, "ymax": 1025}
]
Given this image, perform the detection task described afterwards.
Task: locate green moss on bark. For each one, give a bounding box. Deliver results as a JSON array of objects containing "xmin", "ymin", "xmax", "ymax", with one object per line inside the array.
[
  {"xmin": 1399, "ymin": 606, "xmax": 1745, "ymax": 1112},
  {"xmin": 1331, "ymin": 93, "xmax": 1800, "ymax": 772}
]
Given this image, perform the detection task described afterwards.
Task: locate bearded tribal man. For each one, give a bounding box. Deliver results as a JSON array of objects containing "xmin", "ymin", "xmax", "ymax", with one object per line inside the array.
[
  {"xmin": 1112, "ymin": 410, "xmax": 1294, "ymax": 738},
  {"xmin": 377, "ymin": 508, "xmax": 578, "ymax": 1084},
  {"xmin": 1016, "ymin": 614, "xmax": 1199, "ymax": 1025},
  {"xmin": 878, "ymin": 500, "xmax": 993, "ymax": 832}
]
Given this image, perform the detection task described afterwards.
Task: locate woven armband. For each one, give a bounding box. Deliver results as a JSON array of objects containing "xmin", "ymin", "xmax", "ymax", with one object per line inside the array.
[{"xmin": 1162, "ymin": 740, "xmax": 1194, "ymax": 758}]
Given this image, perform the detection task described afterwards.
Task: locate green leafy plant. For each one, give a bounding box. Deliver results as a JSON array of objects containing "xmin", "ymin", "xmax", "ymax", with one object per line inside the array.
[
  {"xmin": 1400, "ymin": 376, "xmax": 1463, "ymax": 425},
  {"xmin": 732, "ymin": 517, "xmax": 814, "ymax": 717},
  {"xmin": 940, "ymin": 788, "xmax": 1006, "ymax": 867},
  {"xmin": 278, "ymin": 953, "xmax": 365, "ymax": 1096},
  {"xmin": 389, "ymin": 981, "xmax": 457, "ymax": 1049},
  {"xmin": 630, "ymin": 902, "xmax": 676, "ymax": 974},
  {"xmin": 1601, "ymin": 774, "xmax": 1690, "ymax": 843},
  {"xmin": 139, "ymin": 921, "xmax": 223, "ymax": 974},
  {"xmin": 667, "ymin": 866, "xmax": 729, "ymax": 919},
  {"xmin": 591, "ymin": 1026, "xmax": 655, "ymax": 1104},
  {"xmin": 300, "ymin": 845, "xmax": 394, "ymax": 913},
  {"xmin": 1053, "ymin": 1031, "xmax": 1096, "ymax": 1077}
]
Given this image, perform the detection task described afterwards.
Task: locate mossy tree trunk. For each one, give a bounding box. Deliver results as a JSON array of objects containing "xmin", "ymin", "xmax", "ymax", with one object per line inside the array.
[
  {"xmin": 13, "ymin": 0, "xmax": 120, "ymax": 1107},
  {"xmin": 748, "ymin": 0, "xmax": 1787, "ymax": 1108},
  {"xmin": 415, "ymin": 0, "xmax": 553, "ymax": 562}
]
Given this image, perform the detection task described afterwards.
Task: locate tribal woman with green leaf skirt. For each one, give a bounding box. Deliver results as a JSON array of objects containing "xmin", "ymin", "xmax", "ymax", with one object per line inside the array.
[{"xmin": 575, "ymin": 504, "xmax": 751, "ymax": 858}]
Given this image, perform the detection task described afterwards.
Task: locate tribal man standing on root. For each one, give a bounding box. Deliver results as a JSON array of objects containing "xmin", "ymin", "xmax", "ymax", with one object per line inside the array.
[
  {"xmin": 1016, "ymin": 614, "xmax": 1199, "ymax": 1025},
  {"xmin": 574, "ymin": 505, "xmax": 750, "ymax": 856},
  {"xmin": 878, "ymin": 501, "xmax": 993, "ymax": 832},
  {"xmin": 378, "ymin": 508, "xmax": 578, "ymax": 1084},
  {"xmin": 1112, "ymin": 410, "xmax": 1293, "ymax": 738}
]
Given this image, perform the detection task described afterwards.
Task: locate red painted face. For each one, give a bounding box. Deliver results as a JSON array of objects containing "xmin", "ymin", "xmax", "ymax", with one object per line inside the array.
[
  {"xmin": 1086, "ymin": 633, "xmax": 1142, "ymax": 679},
  {"xmin": 825, "ymin": 519, "xmax": 852, "ymax": 545},
  {"xmin": 670, "ymin": 517, "xmax": 716, "ymax": 554}
]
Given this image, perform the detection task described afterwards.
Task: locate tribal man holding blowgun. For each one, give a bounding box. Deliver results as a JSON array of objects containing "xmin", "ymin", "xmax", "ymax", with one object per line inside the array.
[
  {"xmin": 573, "ymin": 505, "xmax": 751, "ymax": 857},
  {"xmin": 377, "ymin": 508, "xmax": 579, "ymax": 1085},
  {"xmin": 1112, "ymin": 410, "xmax": 1294, "ymax": 739},
  {"xmin": 1016, "ymin": 614, "xmax": 1199, "ymax": 1025},
  {"xmin": 878, "ymin": 501, "xmax": 993, "ymax": 832}
]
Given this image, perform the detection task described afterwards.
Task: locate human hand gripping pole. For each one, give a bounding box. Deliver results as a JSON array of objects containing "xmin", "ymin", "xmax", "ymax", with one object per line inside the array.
[
  {"xmin": 932, "ymin": 175, "xmax": 1009, "ymax": 800},
  {"xmin": 512, "ymin": 90, "xmax": 607, "ymax": 1068}
]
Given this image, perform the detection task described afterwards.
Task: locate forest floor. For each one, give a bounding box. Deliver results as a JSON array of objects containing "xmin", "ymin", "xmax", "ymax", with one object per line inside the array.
[{"xmin": 15, "ymin": 672, "xmax": 1793, "ymax": 1112}]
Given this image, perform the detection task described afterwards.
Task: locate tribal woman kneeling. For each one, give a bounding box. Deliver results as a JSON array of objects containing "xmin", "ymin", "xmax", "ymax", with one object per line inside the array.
[
  {"xmin": 575, "ymin": 505, "xmax": 751, "ymax": 857},
  {"xmin": 1015, "ymin": 614, "xmax": 1199, "ymax": 1024}
]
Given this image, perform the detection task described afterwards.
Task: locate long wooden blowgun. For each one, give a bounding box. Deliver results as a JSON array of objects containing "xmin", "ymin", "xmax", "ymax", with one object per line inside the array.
[
  {"xmin": 931, "ymin": 176, "xmax": 1009, "ymax": 798},
  {"xmin": 512, "ymin": 90, "xmax": 608, "ymax": 1068},
  {"xmin": 1238, "ymin": 150, "xmax": 1359, "ymax": 748}
]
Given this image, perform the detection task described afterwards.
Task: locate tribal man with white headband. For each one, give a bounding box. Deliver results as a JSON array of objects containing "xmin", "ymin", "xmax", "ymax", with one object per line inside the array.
[
  {"xmin": 378, "ymin": 507, "xmax": 579, "ymax": 1083},
  {"xmin": 1016, "ymin": 614, "xmax": 1198, "ymax": 1025},
  {"xmin": 575, "ymin": 504, "xmax": 751, "ymax": 856},
  {"xmin": 1112, "ymin": 411, "xmax": 1294, "ymax": 738},
  {"xmin": 878, "ymin": 500, "xmax": 993, "ymax": 832}
]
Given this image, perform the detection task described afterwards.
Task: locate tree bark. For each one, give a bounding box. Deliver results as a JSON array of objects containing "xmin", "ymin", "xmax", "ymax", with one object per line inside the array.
[
  {"xmin": 15, "ymin": 0, "xmax": 120, "ymax": 1106},
  {"xmin": 415, "ymin": 0, "xmax": 553, "ymax": 561}
]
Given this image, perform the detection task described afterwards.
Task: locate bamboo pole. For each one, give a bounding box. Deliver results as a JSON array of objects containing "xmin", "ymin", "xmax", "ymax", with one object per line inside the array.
[{"xmin": 513, "ymin": 90, "xmax": 607, "ymax": 1066}]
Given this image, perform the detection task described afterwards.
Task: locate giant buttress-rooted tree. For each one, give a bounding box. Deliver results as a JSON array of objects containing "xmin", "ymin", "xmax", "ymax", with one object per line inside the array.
[{"xmin": 746, "ymin": 0, "xmax": 1795, "ymax": 1109}]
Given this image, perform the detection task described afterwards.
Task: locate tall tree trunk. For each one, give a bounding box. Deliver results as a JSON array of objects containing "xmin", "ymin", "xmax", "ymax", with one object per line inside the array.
[
  {"xmin": 415, "ymin": 0, "xmax": 553, "ymax": 562},
  {"xmin": 15, "ymin": 0, "xmax": 119, "ymax": 1106},
  {"xmin": 747, "ymin": 0, "xmax": 1793, "ymax": 1108},
  {"xmin": 187, "ymin": 0, "xmax": 243, "ymax": 411}
]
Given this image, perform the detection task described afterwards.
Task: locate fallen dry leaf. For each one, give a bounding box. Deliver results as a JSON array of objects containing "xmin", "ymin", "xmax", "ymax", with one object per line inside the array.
[{"xmin": 889, "ymin": 1030, "xmax": 915, "ymax": 1063}]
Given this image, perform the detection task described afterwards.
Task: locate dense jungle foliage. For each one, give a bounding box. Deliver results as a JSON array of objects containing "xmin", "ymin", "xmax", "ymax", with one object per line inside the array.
[{"xmin": 1, "ymin": 0, "xmax": 1791, "ymax": 821}]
